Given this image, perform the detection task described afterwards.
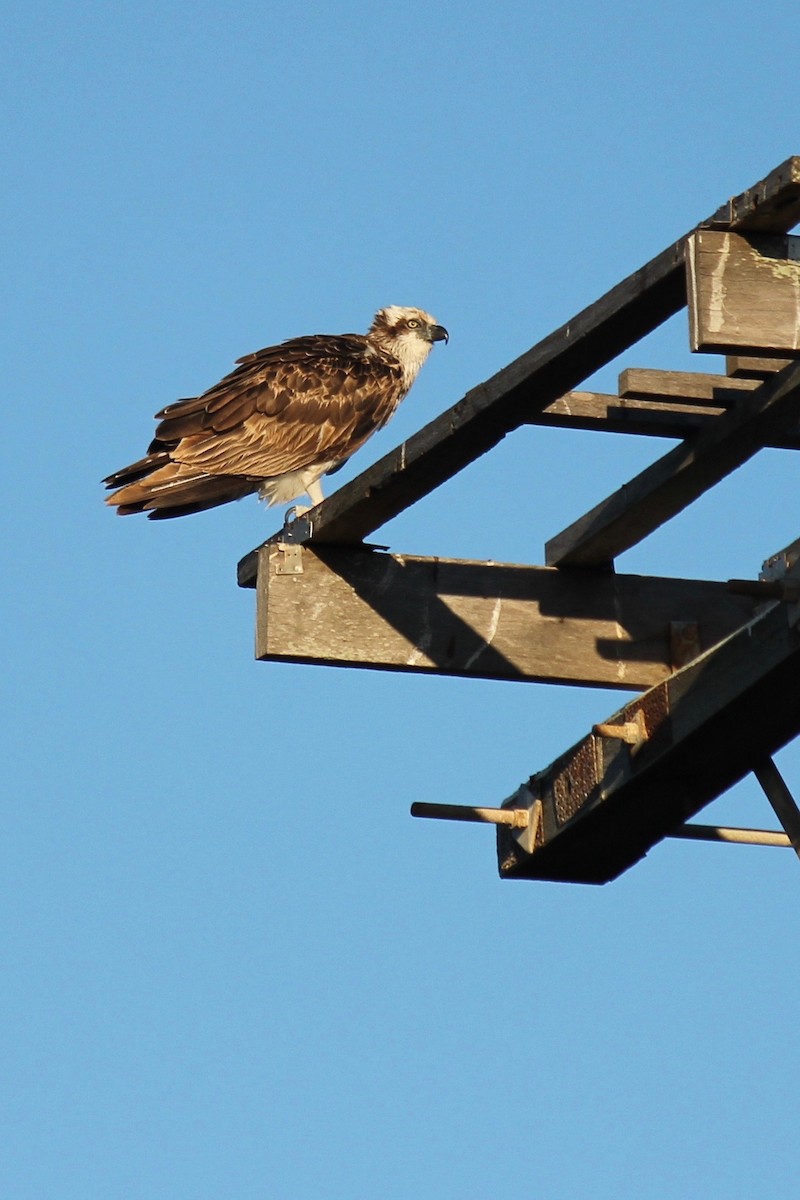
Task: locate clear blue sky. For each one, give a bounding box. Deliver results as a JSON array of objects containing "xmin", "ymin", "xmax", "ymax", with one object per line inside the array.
[{"xmin": 3, "ymin": 2, "xmax": 800, "ymax": 1196}]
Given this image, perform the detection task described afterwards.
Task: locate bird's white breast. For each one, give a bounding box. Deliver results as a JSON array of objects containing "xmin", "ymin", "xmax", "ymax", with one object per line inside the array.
[{"xmin": 391, "ymin": 332, "xmax": 434, "ymax": 389}]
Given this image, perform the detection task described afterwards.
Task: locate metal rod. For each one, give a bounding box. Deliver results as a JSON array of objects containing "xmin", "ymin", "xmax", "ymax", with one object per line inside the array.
[
  {"xmin": 753, "ymin": 758, "xmax": 800, "ymax": 860},
  {"xmin": 669, "ymin": 824, "xmax": 791, "ymax": 847},
  {"xmin": 410, "ymin": 802, "xmax": 529, "ymax": 828}
]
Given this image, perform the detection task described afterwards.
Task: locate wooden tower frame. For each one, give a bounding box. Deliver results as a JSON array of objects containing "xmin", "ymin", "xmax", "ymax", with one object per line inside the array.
[{"xmin": 239, "ymin": 157, "xmax": 800, "ymax": 884}]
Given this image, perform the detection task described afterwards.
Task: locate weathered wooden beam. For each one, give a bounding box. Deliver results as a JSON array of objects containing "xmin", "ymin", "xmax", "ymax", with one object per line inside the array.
[
  {"xmin": 237, "ymin": 158, "xmax": 800, "ymax": 581},
  {"xmin": 704, "ymin": 156, "xmax": 800, "ymax": 231},
  {"xmin": 496, "ymin": 594, "xmax": 800, "ymax": 883},
  {"xmin": 251, "ymin": 544, "xmax": 757, "ymax": 689},
  {"xmin": 516, "ymin": 389, "xmax": 800, "ymax": 450},
  {"xmin": 528, "ymin": 390, "xmax": 719, "ymax": 437},
  {"xmin": 688, "ymin": 230, "xmax": 800, "ymax": 354},
  {"xmin": 545, "ymin": 359, "xmax": 800, "ymax": 568},
  {"xmin": 618, "ymin": 367, "xmax": 759, "ymax": 405},
  {"xmin": 726, "ymin": 354, "xmax": 794, "ymax": 378}
]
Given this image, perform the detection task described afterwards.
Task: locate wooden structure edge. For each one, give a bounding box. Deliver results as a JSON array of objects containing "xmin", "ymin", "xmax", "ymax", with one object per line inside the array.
[{"xmin": 497, "ymin": 596, "xmax": 800, "ymax": 884}]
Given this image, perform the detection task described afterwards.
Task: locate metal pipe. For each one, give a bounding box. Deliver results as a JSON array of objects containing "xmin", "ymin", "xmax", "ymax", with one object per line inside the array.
[
  {"xmin": 669, "ymin": 823, "xmax": 790, "ymax": 847},
  {"xmin": 413, "ymin": 808, "xmax": 793, "ymax": 848},
  {"xmin": 753, "ymin": 757, "xmax": 800, "ymax": 860},
  {"xmin": 410, "ymin": 802, "xmax": 529, "ymax": 829}
]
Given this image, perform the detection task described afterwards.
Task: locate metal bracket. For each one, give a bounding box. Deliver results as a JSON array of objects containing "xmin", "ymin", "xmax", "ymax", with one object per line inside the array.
[
  {"xmin": 281, "ymin": 508, "xmax": 314, "ymax": 544},
  {"xmin": 273, "ymin": 543, "xmax": 304, "ymax": 575},
  {"xmin": 761, "ymin": 536, "xmax": 800, "ymax": 585},
  {"xmin": 727, "ymin": 536, "xmax": 800, "ymax": 610}
]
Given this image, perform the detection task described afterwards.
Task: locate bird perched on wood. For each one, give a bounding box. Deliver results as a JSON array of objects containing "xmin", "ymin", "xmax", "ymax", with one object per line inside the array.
[{"xmin": 103, "ymin": 306, "xmax": 448, "ymax": 519}]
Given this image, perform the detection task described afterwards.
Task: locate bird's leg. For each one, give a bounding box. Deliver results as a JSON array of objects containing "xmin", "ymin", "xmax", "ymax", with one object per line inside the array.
[
  {"xmin": 283, "ymin": 477, "xmax": 325, "ymax": 523},
  {"xmin": 305, "ymin": 478, "xmax": 325, "ymax": 507}
]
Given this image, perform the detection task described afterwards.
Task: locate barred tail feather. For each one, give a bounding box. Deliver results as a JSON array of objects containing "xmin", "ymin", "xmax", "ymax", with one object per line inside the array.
[{"xmin": 104, "ymin": 457, "xmax": 259, "ymax": 519}]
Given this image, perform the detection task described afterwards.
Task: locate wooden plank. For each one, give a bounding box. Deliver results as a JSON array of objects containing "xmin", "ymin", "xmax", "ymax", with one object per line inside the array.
[
  {"xmin": 532, "ymin": 391, "xmax": 725, "ymax": 438},
  {"xmin": 619, "ymin": 367, "xmax": 758, "ymax": 405},
  {"xmin": 687, "ymin": 230, "xmax": 800, "ymax": 354},
  {"xmin": 237, "ymin": 158, "xmax": 800, "ymax": 581},
  {"xmin": 545, "ymin": 359, "xmax": 800, "ymax": 568},
  {"xmin": 254, "ymin": 545, "xmax": 757, "ymax": 689},
  {"xmin": 726, "ymin": 354, "xmax": 794, "ymax": 378},
  {"xmin": 496, "ymin": 595, "xmax": 800, "ymax": 883},
  {"xmin": 704, "ymin": 156, "xmax": 800, "ymax": 231},
  {"xmin": 511, "ymin": 389, "xmax": 800, "ymax": 449}
]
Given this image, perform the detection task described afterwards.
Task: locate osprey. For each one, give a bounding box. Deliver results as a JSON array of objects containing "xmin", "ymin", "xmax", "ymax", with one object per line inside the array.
[{"xmin": 103, "ymin": 306, "xmax": 448, "ymax": 519}]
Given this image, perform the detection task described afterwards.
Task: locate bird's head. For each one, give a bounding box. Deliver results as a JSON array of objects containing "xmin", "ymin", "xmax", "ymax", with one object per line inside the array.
[
  {"xmin": 370, "ymin": 305, "xmax": 449, "ymax": 346},
  {"xmin": 368, "ymin": 305, "xmax": 448, "ymax": 384}
]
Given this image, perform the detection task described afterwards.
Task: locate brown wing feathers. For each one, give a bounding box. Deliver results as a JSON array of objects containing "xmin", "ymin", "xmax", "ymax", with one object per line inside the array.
[{"xmin": 104, "ymin": 333, "xmax": 405, "ymax": 518}]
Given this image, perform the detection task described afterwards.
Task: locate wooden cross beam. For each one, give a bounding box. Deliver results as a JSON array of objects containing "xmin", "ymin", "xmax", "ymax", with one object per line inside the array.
[
  {"xmin": 618, "ymin": 368, "xmax": 760, "ymax": 405},
  {"xmin": 520, "ymin": 384, "xmax": 800, "ymax": 449},
  {"xmin": 727, "ymin": 355, "xmax": 795, "ymax": 378},
  {"xmin": 544, "ymin": 358, "xmax": 800, "ymax": 568},
  {"xmin": 248, "ymin": 544, "xmax": 757, "ymax": 690}
]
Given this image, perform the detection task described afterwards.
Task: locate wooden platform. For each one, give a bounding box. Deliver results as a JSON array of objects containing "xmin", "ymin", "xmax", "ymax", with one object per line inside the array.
[{"xmin": 239, "ymin": 157, "xmax": 800, "ymax": 885}]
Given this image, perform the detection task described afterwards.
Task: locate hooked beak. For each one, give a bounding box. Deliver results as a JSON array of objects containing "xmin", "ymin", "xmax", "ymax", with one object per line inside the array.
[{"xmin": 429, "ymin": 323, "xmax": 449, "ymax": 345}]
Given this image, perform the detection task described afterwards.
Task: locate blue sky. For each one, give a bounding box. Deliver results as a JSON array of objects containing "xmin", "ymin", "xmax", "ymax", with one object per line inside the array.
[{"xmin": 3, "ymin": 2, "xmax": 800, "ymax": 1196}]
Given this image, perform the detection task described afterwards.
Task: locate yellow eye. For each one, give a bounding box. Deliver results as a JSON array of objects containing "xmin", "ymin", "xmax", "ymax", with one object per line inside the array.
[{"xmin": 407, "ymin": 319, "xmax": 420, "ymax": 328}]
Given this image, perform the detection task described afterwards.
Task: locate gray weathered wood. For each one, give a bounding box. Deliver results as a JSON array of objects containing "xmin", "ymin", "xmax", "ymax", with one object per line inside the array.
[
  {"xmin": 704, "ymin": 156, "xmax": 800, "ymax": 231},
  {"xmin": 726, "ymin": 354, "xmax": 794, "ymax": 378},
  {"xmin": 619, "ymin": 367, "xmax": 759, "ymax": 405},
  {"xmin": 237, "ymin": 158, "xmax": 800, "ymax": 580},
  {"xmin": 496, "ymin": 596, "xmax": 800, "ymax": 883},
  {"xmin": 531, "ymin": 391, "xmax": 726, "ymax": 439},
  {"xmin": 254, "ymin": 544, "xmax": 756, "ymax": 689},
  {"xmin": 687, "ymin": 230, "xmax": 800, "ymax": 354},
  {"xmin": 545, "ymin": 359, "xmax": 800, "ymax": 568},
  {"xmin": 515, "ymin": 389, "xmax": 800, "ymax": 449}
]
